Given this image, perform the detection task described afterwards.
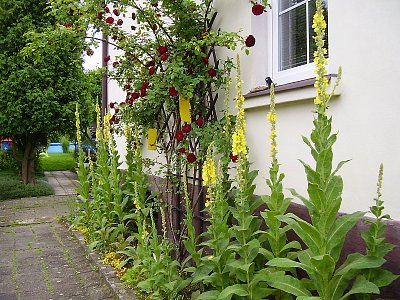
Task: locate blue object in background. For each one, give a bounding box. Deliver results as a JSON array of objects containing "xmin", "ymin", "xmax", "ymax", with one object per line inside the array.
[
  {"xmin": 1, "ymin": 141, "xmax": 12, "ymax": 151},
  {"xmin": 47, "ymin": 142, "xmax": 77, "ymax": 154}
]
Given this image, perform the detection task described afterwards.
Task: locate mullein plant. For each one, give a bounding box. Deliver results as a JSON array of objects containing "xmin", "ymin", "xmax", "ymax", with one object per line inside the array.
[
  {"xmin": 74, "ymin": 104, "xmax": 92, "ymax": 226},
  {"xmin": 358, "ymin": 165, "xmax": 398, "ymax": 300},
  {"xmin": 266, "ymin": 0, "xmax": 396, "ymax": 298},
  {"xmin": 122, "ymin": 126, "xmax": 189, "ymax": 299},
  {"xmin": 88, "ymin": 106, "xmax": 114, "ymax": 250},
  {"xmin": 200, "ymin": 55, "xmax": 272, "ymax": 300},
  {"xmin": 256, "ymin": 84, "xmax": 303, "ymax": 299},
  {"xmin": 193, "ymin": 144, "xmax": 236, "ymax": 299}
]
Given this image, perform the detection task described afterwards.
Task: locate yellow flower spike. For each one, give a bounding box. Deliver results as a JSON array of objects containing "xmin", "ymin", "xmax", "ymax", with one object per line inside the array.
[
  {"xmin": 312, "ymin": 0, "xmax": 329, "ymax": 114},
  {"xmin": 268, "ymin": 84, "xmax": 278, "ymax": 160},
  {"xmin": 203, "ymin": 144, "xmax": 216, "ymax": 187},
  {"xmin": 103, "ymin": 114, "xmax": 111, "ymax": 142},
  {"xmin": 232, "ymin": 56, "xmax": 248, "ymax": 157},
  {"xmin": 75, "ymin": 104, "xmax": 82, "ymax": 144}
]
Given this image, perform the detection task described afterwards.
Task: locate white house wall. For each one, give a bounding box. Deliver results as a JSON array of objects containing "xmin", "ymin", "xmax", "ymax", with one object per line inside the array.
[
  {"xmin": 216, "ymin": 0, "xmax": 400, "ymax": 219},
  {"xmin": 109, "ymin": 0, "xmax": 400, "ymax": 219}
]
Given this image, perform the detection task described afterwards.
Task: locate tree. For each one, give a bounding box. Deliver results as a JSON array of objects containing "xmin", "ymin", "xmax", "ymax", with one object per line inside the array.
[{"xmin": 0, "ymin": 0, "xmax": 97, "ymax": 184}]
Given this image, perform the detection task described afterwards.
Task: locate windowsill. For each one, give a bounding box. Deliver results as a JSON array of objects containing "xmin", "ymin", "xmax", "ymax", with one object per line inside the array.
[{"xmin": 243, "ymin": 74, "xmax": 339, "ymax": 109}]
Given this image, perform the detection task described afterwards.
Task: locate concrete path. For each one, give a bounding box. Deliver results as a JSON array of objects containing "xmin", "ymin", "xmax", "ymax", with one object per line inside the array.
[
  {"xmin": 44, "ymin": 171, "xmax": 79, "ymax": 196},
  {"xmin": 0, "ymin": 195, "xmax": 116, "ymax": 300}
]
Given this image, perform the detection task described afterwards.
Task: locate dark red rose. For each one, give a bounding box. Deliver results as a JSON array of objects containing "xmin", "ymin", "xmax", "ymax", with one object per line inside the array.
[
  {"xmin": 105, "ymin": 16, "xmax": 114, "ymax": 24},
  {"xmin": 229, "ymin": 152, "xmax": 238, "ymax": 163},
  {"xmin": 104, "ymin": 55, "xmax": 111, "ymax": 62},
  {"xmin": 113, "ymin": 9, "xmax": 120, "ymax": 16},
  {"xmin": 117, "ymin": 19, "xmax": 123, "ymax": 25},
  {"xmin": 126, "ymin": 98, "xmax": 133, "ymax": 105},
  {"xmin": 109, "ymin": 102, "xmax": 115, "ymax": 108},
  {"xmin": 177, "ymin": 147, "xmax": 186, "ymax": 154},
  {"xmin": 113, "ymin": 61, "xmax": 120, "ymax": 68},
  {"xmin": 161, "ymin": 53, "xmax": 169, "ymax": 61},
  {"xmin": 169, "ymin": 87, "xmax": 178, "ymax": 97},
  {"xmin": 132, "ymin": 92, "xmax": 140, "ymax": 99},
  {"xmin": 202, "ymin": 56, "xmax": 209, "ymax": 64},
  {"xmin": 175, "ymin": 130, "xmax": 184, "ymax": 142},
  {"xmin": 119, "ymin": 101, "xmax": 126, "ymax": 106},
  {"xmin": 195, "ymin": 116, "xmax": 204, "ymax": 127},
  {"xmin": 109, "ymin": 114, "xmax": 116, "ymax": 125},
  {"xmin": 97, "ymin": 12, "xmax": 103, "ymax": 20},
  {"xmin": 142, "ymin": 81, "xmax": 149, "ymax": 89},
  {"xmin": 182, "ymin": 123, "xmax": 191, "ymax": 133},
  {"xmin": 63, "ymin": 22, "xmax": 73, "ymax": 28},
  {"xmin": 187, "ymin": 153, "xmax": 196, "ymax": 163},
  {"xmin": 131, "ymin": 12, "xmax": 136, "ymax": 20},
  {"xmin": 104, "ymin": 6, "xmax": 110, "ymax": 13},
  {"xmin": 152, "ymin": 24, "xmax": 158, "ymax": 30},
  {"xmin": 245, "ymin": 35, "xmax": 256, "ymax": 47},
  {"xmin": 252, "ymin": 4, "xmax": 265, "ymax": 16},
  {"xmin": 112, "ymin": 34, "xmax": 118, "ymax": 40},
  {"xmin": 207, "ymin": 68, "xmax": 217, "ymax": 77},
  {"xmin": 115, "ymin": 108, "xmax": 120, "ymax": 113},
  {"xmin": 131, "ymin": 25, "xmax": 136, "ymax": 30},
  {"xmin": 157, "ymin": 45, "xmax": 168, "ymax": 54},
  {"xmin": 146, "ymin": 60, "xmax": 155, "ymax": 67},
  {"xmin": 124, "ymin": 83, "xmax": 131, "ymax": 90},
  {"xmin": 141, "ymin": 89, "xmax": 147, "ymax": 97},
  {"xmin": 149, "ymin": 66, "xmax": 155, "ymax": 75}
]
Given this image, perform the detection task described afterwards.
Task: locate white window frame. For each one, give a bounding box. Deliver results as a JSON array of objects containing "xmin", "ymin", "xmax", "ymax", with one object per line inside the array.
[{"xmin": 270, "ymin": 0, "xmax": 328, "ymax": 85}]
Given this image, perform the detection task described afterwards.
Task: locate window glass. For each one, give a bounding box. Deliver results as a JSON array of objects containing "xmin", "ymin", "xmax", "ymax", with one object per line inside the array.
[
  {"xmin": 279, "ymin": 0, "xmax": 306, "ymax": 12},
  {"xmin": 278, "ymin": 0, "xmax": 328, "ymax": 71},
  {"xmin": 279, "ymin": 3, "xmax": 307, "ymax": 70}
]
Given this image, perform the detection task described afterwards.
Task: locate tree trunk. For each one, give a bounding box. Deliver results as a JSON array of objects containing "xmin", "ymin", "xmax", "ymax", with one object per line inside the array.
[{"xmin": 21, "ymin": 137, "xmax": 35, "ymax": 184}]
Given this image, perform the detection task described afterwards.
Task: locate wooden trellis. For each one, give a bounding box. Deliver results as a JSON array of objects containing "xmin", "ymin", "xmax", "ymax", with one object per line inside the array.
[{"xmin": 151, "ymin": 12, "xmax": 221, "ymax": 260}]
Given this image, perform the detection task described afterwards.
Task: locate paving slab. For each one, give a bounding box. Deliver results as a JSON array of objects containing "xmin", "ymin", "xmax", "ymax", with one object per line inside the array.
[{"xmin": 0, "ymin": 195, "xmax": 115, "ymax": 300}]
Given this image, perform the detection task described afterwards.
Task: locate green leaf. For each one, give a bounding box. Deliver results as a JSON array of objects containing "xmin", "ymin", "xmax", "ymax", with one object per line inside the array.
[
  {"xmin": 370, "ymin": 268, "xmax": 399, "ymax": 287},
  {"xmin": 335, "ymin": 254, "xmax": 385, "ymax": 276},
  {"xmin": 297, "ymin": 297, "xmax": 321, "ymax": 300},
  {"xmin": 196, "ymin": 290, "xmax": 219, "ymax": 300},
  {"xmin": 217, "ymin": 284, "xmax": 248, "ymax": 300},
  {"xmin": 310, "ymin": 254, "xmax": 335, "ymax": 278},
  {"xmin": 332, "ymin": 160, "xmax": 351, "ymax": 177},
  {"xmin": 265, "ymin": 272, "xmax": 311, "ymax": 297},
  {"xmin": 267, "ymin": 258, "xmax": 312, "ymax": 274},
  {"xmin": 278, "ymin": 214, "xmax": 321, "ymax": 254},
  {"xmin": 327, "ymin": 211, "xmax": 365, "ymax": 260},
  {"xmin": 339, "ymin": 275, "xmax": 379, "ymax": 300}
]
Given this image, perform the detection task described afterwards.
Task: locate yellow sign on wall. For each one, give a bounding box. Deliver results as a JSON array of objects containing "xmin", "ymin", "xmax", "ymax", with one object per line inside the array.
[
  {"xmin": 179, "ymin": 95, "xmax": 191, "ymax": 123},
  {"xmin": 148, "ymin": 128, "xmax": 157, "ymax": 150}
]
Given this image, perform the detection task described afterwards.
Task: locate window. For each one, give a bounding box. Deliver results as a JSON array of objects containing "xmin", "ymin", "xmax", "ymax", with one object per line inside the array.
[{"xmin": 272, "ymin": 0, "xmax": 328, "ymax": 84}]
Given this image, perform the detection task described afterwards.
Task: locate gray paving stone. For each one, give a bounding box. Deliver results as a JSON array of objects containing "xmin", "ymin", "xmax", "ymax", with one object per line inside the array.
[{"xmin": 0, "ymin": 293, "xmax": 18, "ymax": 300}]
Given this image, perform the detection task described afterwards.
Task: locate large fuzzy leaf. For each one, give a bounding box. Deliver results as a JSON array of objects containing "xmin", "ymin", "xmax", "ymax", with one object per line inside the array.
[
  {"xmin": 264, "ymin": 271, "xmax": 311, "ymax": 297},
  {"xmin": 278, "ymin": 214, "xmax": 321, "ymax": 254},
  {"xmin": 218, "ymin": 284, "xmax": 248, "ymax": 300},
  {"xmin": 327, "ymin": 211, "xmax": 365, "ymax": 261},
  {"xmin": 339, "ymin": 275, "xmax": 379, "ymax": 300}
]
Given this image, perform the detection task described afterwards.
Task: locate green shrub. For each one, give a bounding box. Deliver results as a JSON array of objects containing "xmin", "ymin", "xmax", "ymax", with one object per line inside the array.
[
  {"xmin": 0, "ymin": 170, "xmax": 53, "ymax": 200},
  {"xmin": 0, "ymin": 150, "xmax": 19, "ymax": 171},
  {"xmin": 60, "ymin": 135, "xmax": 70, "ymax": 153}
]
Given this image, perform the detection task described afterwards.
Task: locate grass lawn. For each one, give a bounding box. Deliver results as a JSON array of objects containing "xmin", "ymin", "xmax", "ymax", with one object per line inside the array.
[
  {"xmin": 40, "ymin": 152, "xmax": 76, "ymax": 172},
  {"xmin": 0, "ymin": 170, "xmax": 54, "ymax": 200}
]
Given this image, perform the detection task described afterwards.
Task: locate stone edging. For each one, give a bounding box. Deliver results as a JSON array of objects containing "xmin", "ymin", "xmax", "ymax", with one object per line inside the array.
[{"xmin": 70, "ymin": 229, "xmax": 138, "ymax": 300}]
